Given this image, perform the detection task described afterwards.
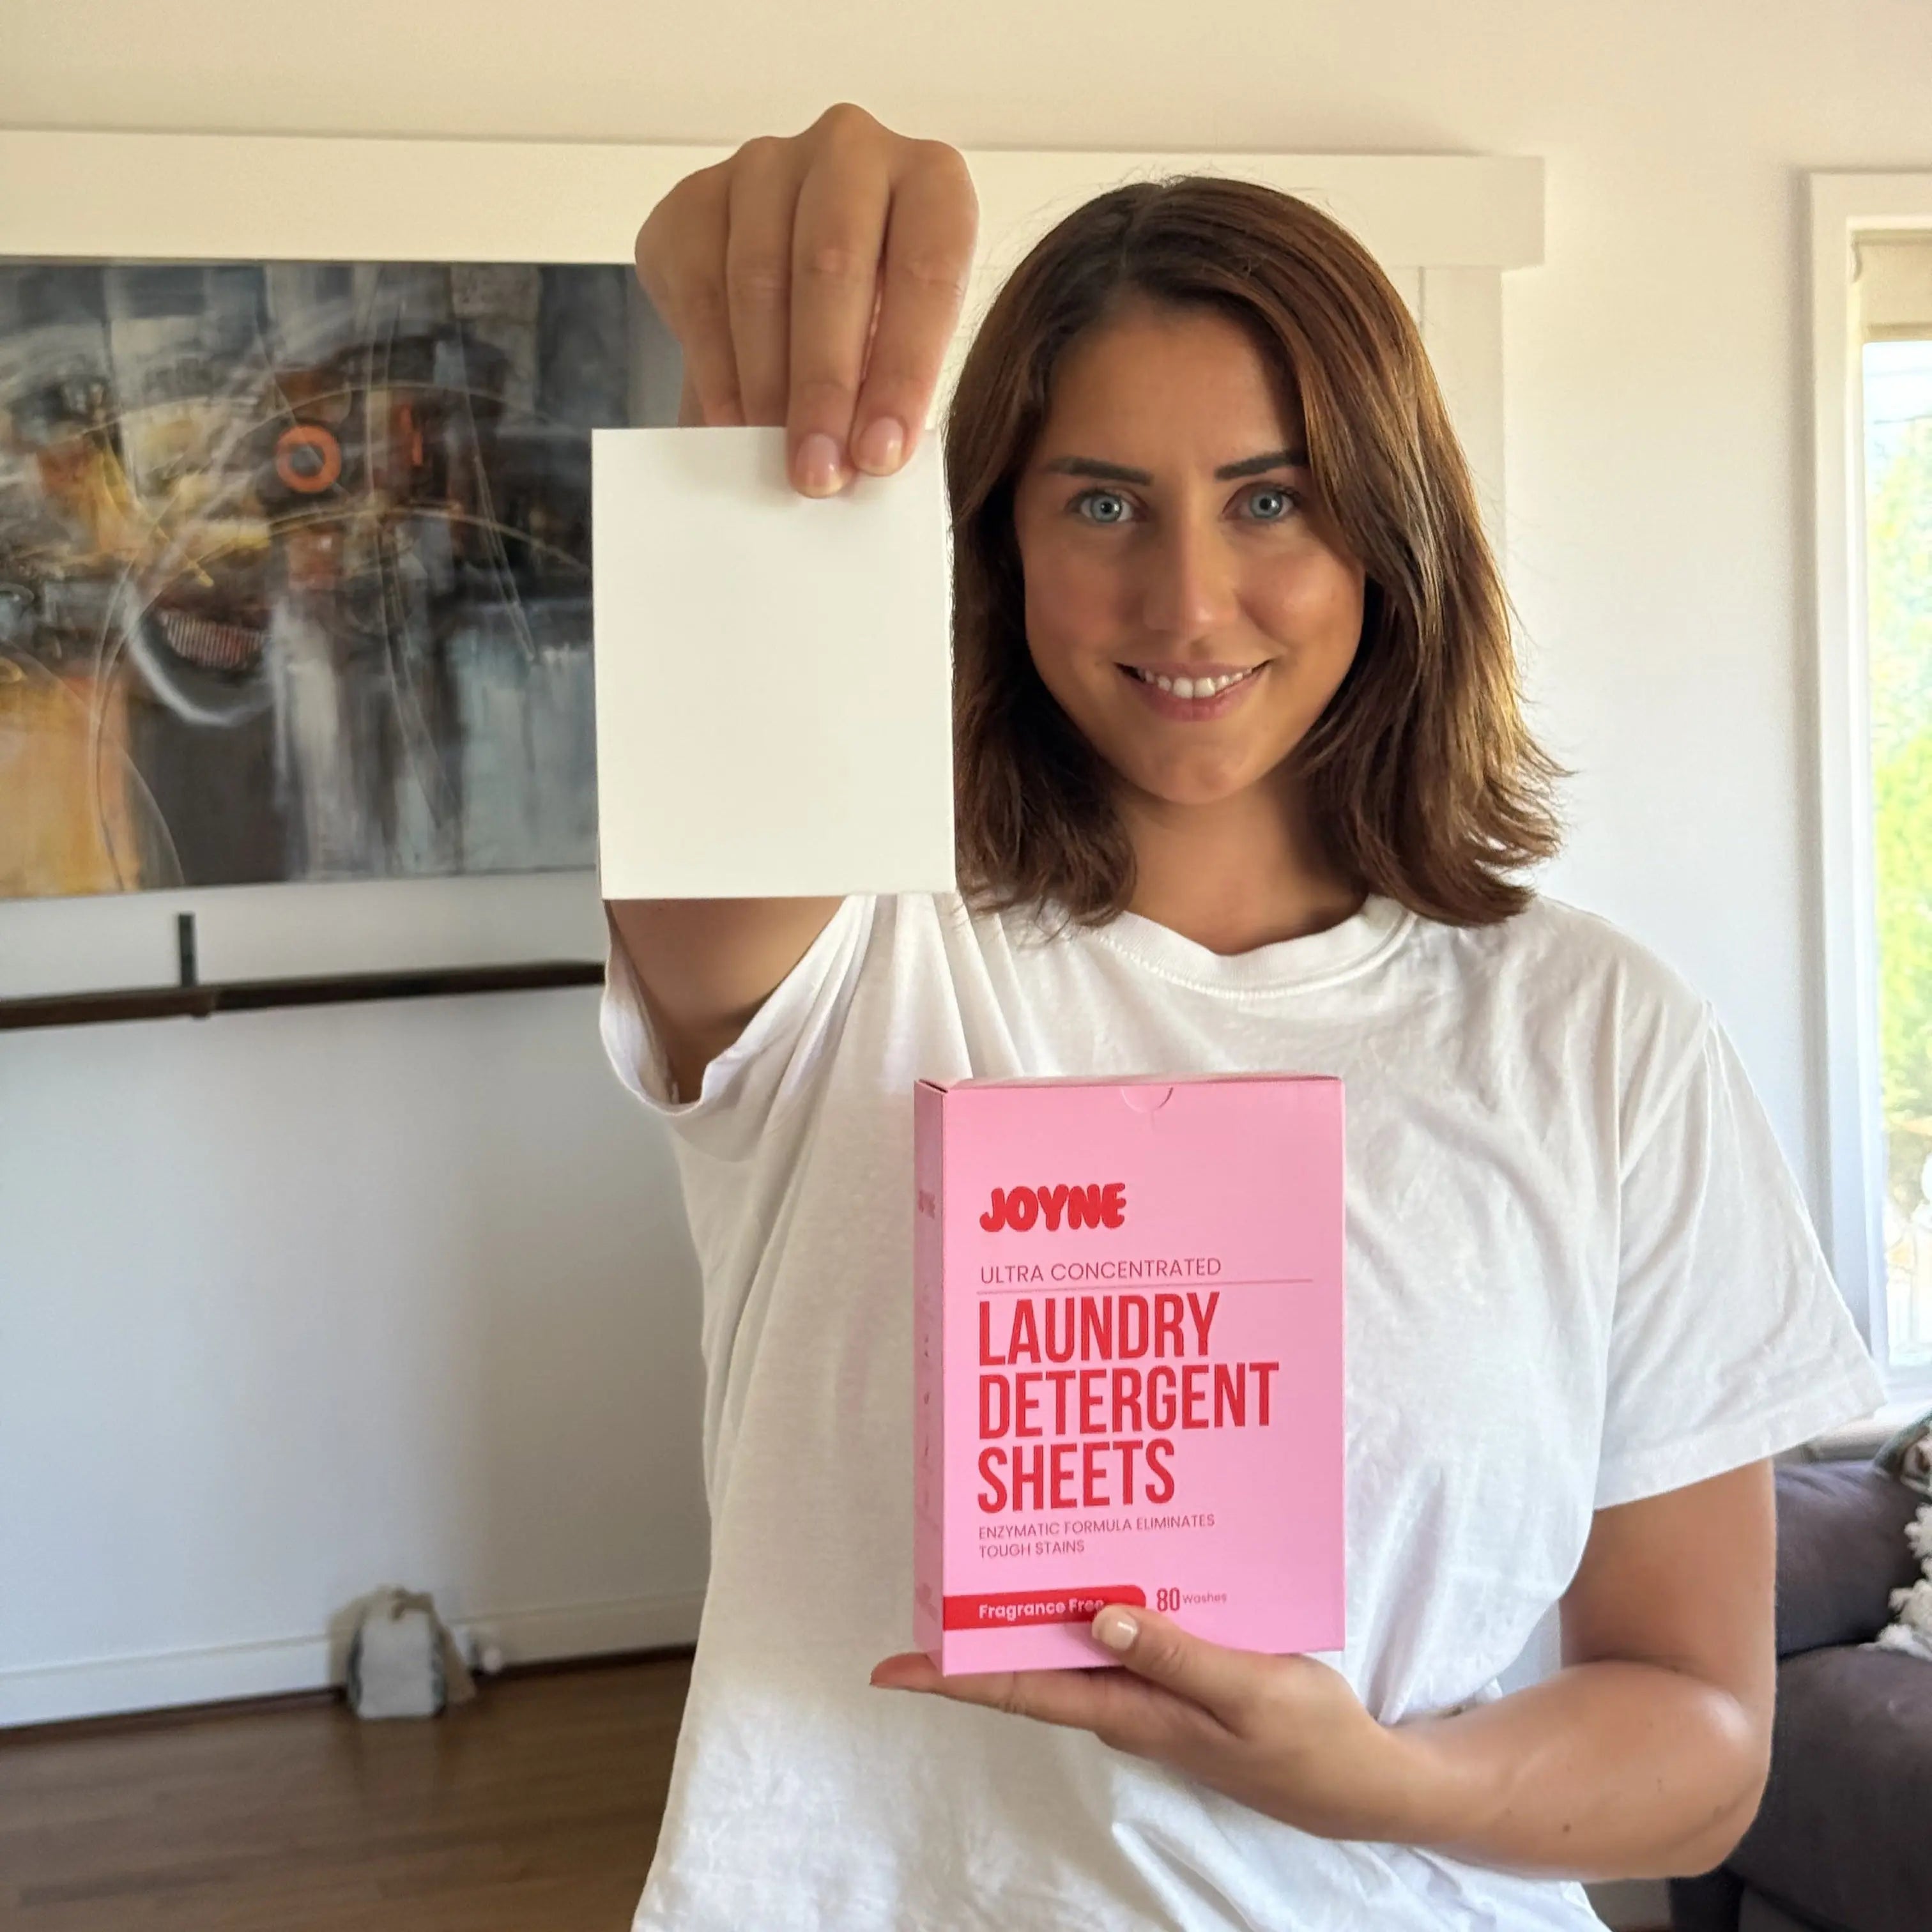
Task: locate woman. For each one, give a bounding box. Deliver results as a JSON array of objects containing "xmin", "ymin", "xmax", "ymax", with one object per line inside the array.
[{"xmin": 604, "ymin": 103, "xmax": 1883, "ymax": 1930}]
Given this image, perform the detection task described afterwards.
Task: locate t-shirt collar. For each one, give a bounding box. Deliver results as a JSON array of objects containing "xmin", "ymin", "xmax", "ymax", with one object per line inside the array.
[{"xmin": 1083, "ymin": 892, "xmax": 1415, "ymax": 993}]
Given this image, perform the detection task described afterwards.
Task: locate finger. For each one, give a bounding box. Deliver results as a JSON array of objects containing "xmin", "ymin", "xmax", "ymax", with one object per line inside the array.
[
  {"xmin": 723, "ymin": 137, "xmax": 802, "ymax": 427},
  {"xmin": 870, "ymin": 1652, "xmax": 942, "ymax": 1690},
  {"xmin": 850, "ymin": 142, "xmax": 977, "ymax": 475},
  {"xmin": 1091, "ymin": 1606, "xmax": 1266, "ymax": 1728},
  {"xmin": 786, "ymin": 138, "xmax": 894, "ymax": 495},
  {"xmin": 636, "ymin": 166, "xmax": 744, "ymax": 428},
  {"xmin": 676, "ymin": 367, "xmax": 705, "ymax": 429}
]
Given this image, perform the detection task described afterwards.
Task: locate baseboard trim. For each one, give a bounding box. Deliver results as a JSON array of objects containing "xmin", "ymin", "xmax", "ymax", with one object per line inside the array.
[{"xmin": 0, "ymin": 1590, "xmax": 705, "ymax": 1729}]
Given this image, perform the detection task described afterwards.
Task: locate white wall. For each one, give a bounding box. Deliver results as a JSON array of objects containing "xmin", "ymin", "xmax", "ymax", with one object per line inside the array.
[
  {"xmin": 1, "ymin": 0, "xmax": 1924, "ymax": 1835},
  {"xmin": 0, "ymin": 986, "xmax": 710, "ymax": 1721}
]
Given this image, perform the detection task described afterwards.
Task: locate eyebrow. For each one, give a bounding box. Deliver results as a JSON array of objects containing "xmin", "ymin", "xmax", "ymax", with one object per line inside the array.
[{"xmin": 1041, "ymin": 448, "xmax": 1308, "ymax": 484}]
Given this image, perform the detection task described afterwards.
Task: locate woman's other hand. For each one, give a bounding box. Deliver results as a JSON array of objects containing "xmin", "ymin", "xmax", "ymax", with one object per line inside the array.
[
  {"xmin": 873, "ymin": 1463, "xmax": 1777, "ymax": 1881},
  {"xmin": 634, "ymin": 103, "xmax": 978, "ymax": 496},
  {"xmin": 871, "ymin": 1607, "xmax": 1414, "ymax": 1845}
]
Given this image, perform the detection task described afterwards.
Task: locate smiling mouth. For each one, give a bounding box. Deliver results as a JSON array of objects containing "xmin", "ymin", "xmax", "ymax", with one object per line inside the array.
[{"xmin": 1121, "ymin": 663, "xmax": 1266, "ymax": 700}]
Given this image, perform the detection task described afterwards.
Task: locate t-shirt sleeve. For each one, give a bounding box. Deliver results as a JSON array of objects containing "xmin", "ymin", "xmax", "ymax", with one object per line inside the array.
[
  {"xmin": 597, "ymin": 895, "xmax": 876, "ymax": 1163},
  {"xmin": 1595, "ymin": 1011, "xmax": 1887, "ymax": 1510}
]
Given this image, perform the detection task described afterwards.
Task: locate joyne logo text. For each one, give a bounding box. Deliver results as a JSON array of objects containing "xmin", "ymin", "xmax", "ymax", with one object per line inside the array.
[{"xmin": 979, "ymin": 1183, "xmax": 1126, "ymax": 1233}]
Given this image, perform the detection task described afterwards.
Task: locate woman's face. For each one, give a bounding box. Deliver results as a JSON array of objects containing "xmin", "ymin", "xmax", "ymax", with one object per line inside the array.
[{"xmin": 1012, "ymin": 302, "xmax": 1366, "ymax": 811}]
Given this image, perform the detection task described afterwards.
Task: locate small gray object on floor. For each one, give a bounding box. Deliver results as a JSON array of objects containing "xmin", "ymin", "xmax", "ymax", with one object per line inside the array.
[{"xmin": 344, "ymin": 1586, "xmax": 477, "ymax": 1719}]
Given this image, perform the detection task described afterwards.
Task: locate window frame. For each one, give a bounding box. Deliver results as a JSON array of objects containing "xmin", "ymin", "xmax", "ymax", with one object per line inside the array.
[{"xmin": 1809, "ymin": 171, "xmax": 1932, "ymax": 1399}]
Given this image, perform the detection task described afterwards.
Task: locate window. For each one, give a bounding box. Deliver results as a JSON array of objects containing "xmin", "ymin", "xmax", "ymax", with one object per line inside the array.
[
  {"xmin": 1865, "ymin": 261, "xmax": 1932, "ymax": 1369},
  {"xmin": 1812, "ymin": 178, "xmax": 1932, "ymax": 1397}
]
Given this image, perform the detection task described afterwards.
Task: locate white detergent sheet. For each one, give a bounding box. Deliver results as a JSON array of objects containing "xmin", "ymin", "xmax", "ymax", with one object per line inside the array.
[{"xmin": 591, "ymin": 426, "xmax": 955, "ymax": 898}]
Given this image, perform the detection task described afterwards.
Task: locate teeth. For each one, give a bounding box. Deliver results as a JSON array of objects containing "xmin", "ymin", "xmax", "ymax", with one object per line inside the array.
[{"xmin": 1134, "ymin": 666, "xmax": 1256, "ymax": 698}]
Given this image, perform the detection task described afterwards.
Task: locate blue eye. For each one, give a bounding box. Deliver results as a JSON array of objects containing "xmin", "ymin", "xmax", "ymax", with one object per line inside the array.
[
  {"xmin": 1073, "ymin": 489, "xmax": 1133, "ymax": 525},
  {"xmin": 1245, "ymin": 485, "xmax": 1299, "ymax": 521}
]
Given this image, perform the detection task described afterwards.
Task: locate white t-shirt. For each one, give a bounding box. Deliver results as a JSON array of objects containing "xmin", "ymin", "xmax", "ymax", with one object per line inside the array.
[{"xmin": 600, "ymin": 889, "xmax": 1884, "ymax": 1932}]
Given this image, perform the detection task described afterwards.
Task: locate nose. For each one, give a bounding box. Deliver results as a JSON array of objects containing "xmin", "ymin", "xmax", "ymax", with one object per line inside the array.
[{"xmin": 1137, "ymin": 512, "xmax": 1241, "ymax": 640}]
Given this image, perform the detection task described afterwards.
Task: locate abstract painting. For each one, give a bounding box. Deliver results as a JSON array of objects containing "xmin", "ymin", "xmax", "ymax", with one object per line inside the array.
[{"xmin": 0, "ymin": 258, "xmax": 640, "ymax": 900}]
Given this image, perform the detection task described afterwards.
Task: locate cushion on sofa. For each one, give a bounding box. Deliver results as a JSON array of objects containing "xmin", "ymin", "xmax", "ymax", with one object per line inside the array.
[
  {"xmin": 1726, "ymin": 1644, "xmax": 1932, "ymax": 1932},
  {"xmin": 1667, "ymin": 1867, "xmax": 1747, "ymax": 1931},
  {"xmin": 1774, "ymin": 1465, "xmax": 1922, "ymax": 1658},
  {"xmin": 1735, "ymin": 1896, "xmax": 1824, "ymax": 1932}
]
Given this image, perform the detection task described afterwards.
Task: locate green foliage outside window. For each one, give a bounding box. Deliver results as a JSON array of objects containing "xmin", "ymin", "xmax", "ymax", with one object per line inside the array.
[{"xmin": 1870, "ymin": 411, "xmax": 1932, "ymax": 1213}]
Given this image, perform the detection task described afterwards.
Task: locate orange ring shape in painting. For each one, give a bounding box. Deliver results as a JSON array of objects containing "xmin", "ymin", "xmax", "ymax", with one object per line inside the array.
[{"xmin": 274, "ymin": 423, "xmax": 343, "ymax": 494}]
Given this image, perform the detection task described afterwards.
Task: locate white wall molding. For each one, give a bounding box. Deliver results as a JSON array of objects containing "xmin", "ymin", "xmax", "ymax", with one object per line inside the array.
[
  {"xmin": 0, "ymin": 1590, "xmax": 704, "ymax": 1729},
  {"xmin": 0, "ymin": 130, "xmax": 1540, "ymax": 272},
  {"xmin": 1418, "ymin": 266, "xmax": 1508, "ymax": 532}
]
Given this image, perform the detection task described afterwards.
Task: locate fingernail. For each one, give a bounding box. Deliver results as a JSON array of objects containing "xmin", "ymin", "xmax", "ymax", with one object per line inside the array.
[
  {"xmin": 853, "ymin": 416, "xmax": 905, "ymax": 474},
  {"xmin": 1094, "ymin": 1609, "xmax": 1138, "ymax": 1653},
  {"xmin": 796, "ymin": 433, "xmax": 843, "ymax": 496}
]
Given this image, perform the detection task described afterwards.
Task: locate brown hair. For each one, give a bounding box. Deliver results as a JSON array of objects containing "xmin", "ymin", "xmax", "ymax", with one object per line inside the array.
[{"xmin": 945, "ymin": 175, "xmax": 1563, "ymax": 928}]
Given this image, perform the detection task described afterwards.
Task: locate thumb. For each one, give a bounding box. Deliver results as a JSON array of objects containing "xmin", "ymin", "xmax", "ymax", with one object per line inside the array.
[{"xmin": 1091, "ymin": 1604, "xmax": 1257, "ymax": 1724}]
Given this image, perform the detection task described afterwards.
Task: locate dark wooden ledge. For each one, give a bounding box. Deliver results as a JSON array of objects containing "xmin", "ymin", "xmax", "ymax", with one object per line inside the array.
[{"xmin": 0, "ymin": 960, "xmax": 605, "ymax": 1032}]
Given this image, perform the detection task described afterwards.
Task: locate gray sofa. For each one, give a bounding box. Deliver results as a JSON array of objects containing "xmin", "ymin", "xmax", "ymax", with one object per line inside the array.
[{"xmin": 1667, "ymin": 1460, "xmax": 1931, "ymax": 1932}]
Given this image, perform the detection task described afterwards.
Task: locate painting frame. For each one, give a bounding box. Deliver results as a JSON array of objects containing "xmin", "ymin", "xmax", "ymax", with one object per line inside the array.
[{"xmin": 0, "ymin": 130, "xmax": 715, "ymax": 998}]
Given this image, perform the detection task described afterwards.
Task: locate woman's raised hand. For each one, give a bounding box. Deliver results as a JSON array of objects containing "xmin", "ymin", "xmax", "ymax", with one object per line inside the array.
[{"xmin": 634, "ymin": 103, "xmax": 979, "ymax": 498}]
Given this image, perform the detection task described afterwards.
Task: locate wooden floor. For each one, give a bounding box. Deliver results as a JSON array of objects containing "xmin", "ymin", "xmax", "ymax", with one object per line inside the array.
[
  {"xmin": 0, "ymin": 1653, "xmax": 691, "ymax": 1932},
  {"xmin": 2, "ymin": 1657, "xmax": 1671, "ymax": 1931}
]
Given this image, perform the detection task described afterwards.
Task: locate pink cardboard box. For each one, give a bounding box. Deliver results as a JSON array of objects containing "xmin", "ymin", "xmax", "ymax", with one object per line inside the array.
[{"xmin": 913, "ymin": 1073, "xmax": 1345, "ymax": 1674}]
